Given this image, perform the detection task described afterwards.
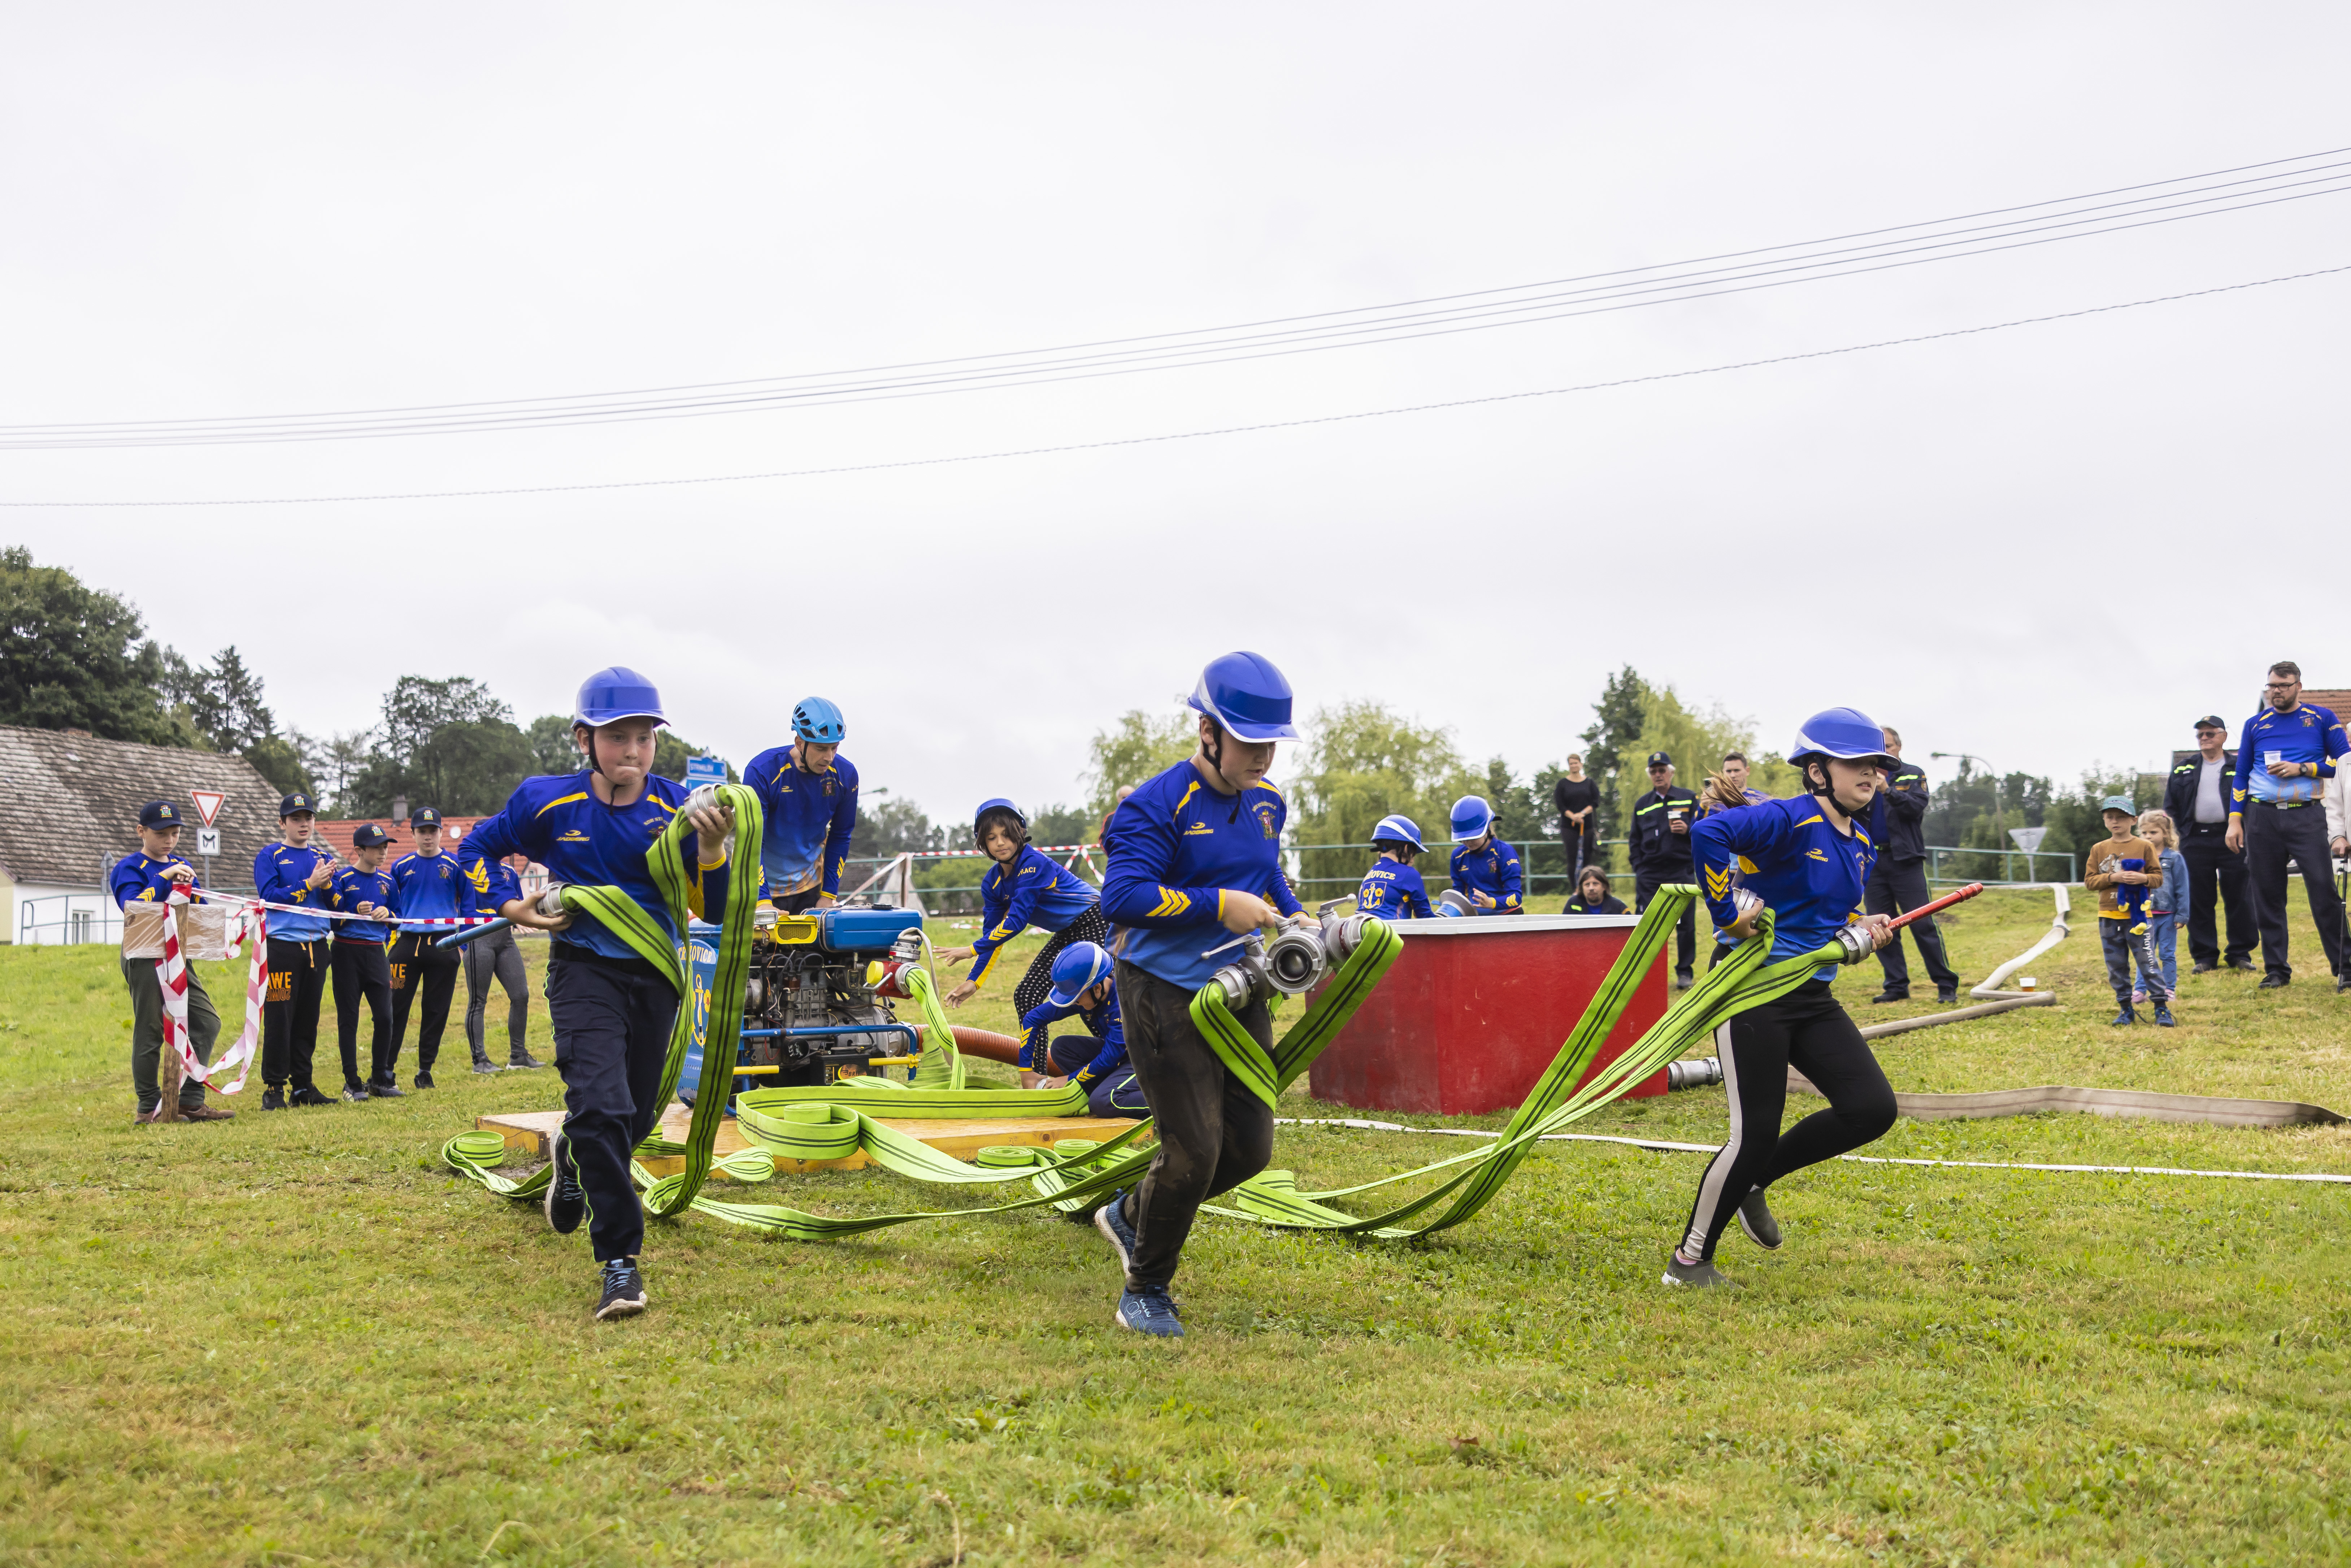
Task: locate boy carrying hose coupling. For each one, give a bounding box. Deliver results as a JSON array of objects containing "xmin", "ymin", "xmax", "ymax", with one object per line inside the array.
[
  {"xmin": 1092, "ymin": 651, "xmax": 1311, "ymax": 1338},
  {"xmin": 458, "ymin": 667, "xmax": 735, "ymax": 1322}
]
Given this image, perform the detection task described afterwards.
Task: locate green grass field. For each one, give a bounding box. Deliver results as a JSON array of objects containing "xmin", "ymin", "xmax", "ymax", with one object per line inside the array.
[{"xmin": 4, "ymin": 888, "xmax": 2348, "ymax": 1565}]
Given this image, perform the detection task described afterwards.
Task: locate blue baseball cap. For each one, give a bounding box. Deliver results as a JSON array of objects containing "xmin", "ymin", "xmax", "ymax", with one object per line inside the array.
[
  {"xmin": 279, "ymin": 792, "xmax": 315, "ymax": 817},
  {"xmin": 138, "ymin": 800, "xmax": 179, "ymax": 829},
  {"xmin": 2100, "ymin": 795, "xmax": 2138, "ymax": 815},
  {"xmin": 352, "ymin": 823, "xmax": 391, "ymax": 848},
  {"xmin": 410, "ymin": 806, "xmax": 442, "ymax": 828}
]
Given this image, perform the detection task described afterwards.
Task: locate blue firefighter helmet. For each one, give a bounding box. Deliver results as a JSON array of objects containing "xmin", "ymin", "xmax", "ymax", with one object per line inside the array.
[
  {"xmin": 973, "ymin": 797, "xmax": 1028, "ymax": 845},
  {"xmin": 573, "ymin": 666, "xmax": 666, "ymax": 728},
  {"xmin": 1371, "ymin": 813, "xmax": 1426, "ymax": 851},
  {"xmin": 1449, "ymin": 795, "xmax": 1495, "ymax": 843},
  {"xmin": 1187, "ymin": 651, "xmax": 1300, "ymax": 742},
  {"xmin": 1787, "ymin": 707, "xmax": 1895, "ymax": 768},
  {"xmin": 793, "ymin": 696, "xmax": 847, "ymax": 744},
  {"xmin": 1045, "ymin": 941, "xmax": 1114, "ymax": 1008}
]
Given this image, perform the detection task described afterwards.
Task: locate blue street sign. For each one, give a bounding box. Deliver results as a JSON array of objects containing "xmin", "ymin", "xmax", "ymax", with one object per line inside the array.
[{"xmin": 684, "ymin": 754, "xmax": 727, "ymax": 786}]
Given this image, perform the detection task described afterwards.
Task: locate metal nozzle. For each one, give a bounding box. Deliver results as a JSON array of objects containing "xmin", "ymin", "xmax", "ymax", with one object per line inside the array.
[{"xmin": 1665, "ymin": 1056, "xmax": 1724, "ymax": 1091}]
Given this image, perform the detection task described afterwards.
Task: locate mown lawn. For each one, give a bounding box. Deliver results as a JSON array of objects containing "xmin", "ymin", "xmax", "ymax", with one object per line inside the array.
[{"xmin": 2, "ymin": 888, "xmax": 2347, "ymax": 1565}]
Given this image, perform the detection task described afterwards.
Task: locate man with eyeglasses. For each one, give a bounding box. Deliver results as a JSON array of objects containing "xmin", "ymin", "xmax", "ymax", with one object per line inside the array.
[
  {"xmin": 2161, "ymin": 714, "xmax": 2256, "ymax": 973},
  {"xmin": 2224, "ymin": 661, "xmax": 2348, "ymax": 990}
]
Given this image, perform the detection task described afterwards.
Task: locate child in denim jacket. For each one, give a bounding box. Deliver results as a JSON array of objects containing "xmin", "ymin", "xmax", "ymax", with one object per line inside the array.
[{"xmin": 2136, "ymin": 809, "xmax": 2190, "ymax": 1004}]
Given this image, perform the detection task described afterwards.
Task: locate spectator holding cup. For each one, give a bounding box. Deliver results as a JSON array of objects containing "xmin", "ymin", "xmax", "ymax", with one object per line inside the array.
[{"xmin": 2225, "ymin": 661, "xmax": 2348, "ymax": 990}]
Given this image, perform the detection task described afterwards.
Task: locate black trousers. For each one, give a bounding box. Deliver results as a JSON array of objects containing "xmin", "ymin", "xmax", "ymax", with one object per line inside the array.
[
  {"xmin": 1559, "ymin": 817, "xmax": 1599, "ymax": 882},
  {"xmin": 1113, "ymin": 960, "xmax": 1274, "ymax": 1293},
  {"xmin": 1679, "ymin": 978, "xmax": 1897, "ymax": 1263},
  {"xmin": 2243, "ymin": 803, "xmax": 2346, "ymax": 982},
  {"xmin": 1634, "ymin": 867, "xmax": 1699, "ymax": 977},
  {"xmin": 1864, "ymin": 857, "xmax": 1958, "ymax": 993},
  {"xmin": 262, "ymin": 937, "xmax": 329, "ymax": 1091},
  {"xmin": 547, "ymin": 948, "xmax": 681, "ymax": 1263},
  {"xmin": 387, "ymin": 933, "xmax": 462, "ymax": 1076},
  {"xmin": 2178, "ymin": 829, "xmax": 2254, "ymax": 967},
  {"xmin": 465, "ymin": 925, "xmax": 531, "ymax": 1062},
  {"xmin": 330, "ymin": 940, "xmax": 394, "ymax": 1089},
  {"xmin": 1012, "ymin": 905, "xmax": 1110, "ymax": 1064}
]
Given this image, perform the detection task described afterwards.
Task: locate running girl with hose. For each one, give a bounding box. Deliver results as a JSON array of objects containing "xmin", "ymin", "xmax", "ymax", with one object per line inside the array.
[
  {"xmin": 1092, "ymin": 651, "xmax": 1309, "ymax": 1337},
  {"xmin": 1667, "ymin": 706, "xmax": 1899, "ymax": 1289},
  {"xmin": 458, "ymin": 666, "xmax": 735, "ymax": 1322}
]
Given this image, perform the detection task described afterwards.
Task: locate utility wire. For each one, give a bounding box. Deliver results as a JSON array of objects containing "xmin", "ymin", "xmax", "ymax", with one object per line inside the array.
[
  {"xmin": 8, "ymin": 261, "xmax": 2341, "ymax": 509},
  {"xmin": 4, "ymin": 148, "xmax": 2349, "ymax": 449}
]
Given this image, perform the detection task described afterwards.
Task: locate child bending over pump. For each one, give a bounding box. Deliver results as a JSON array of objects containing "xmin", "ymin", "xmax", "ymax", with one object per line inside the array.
[
  {"xmin": 1018, "ymin": 941, "xmax": 1145, "ymax": 1116},
  {"xmin": 1447, "ymin": 795, "xmax": 1524, "ymax": 915},
  {"xmin": 939, "ymin": 802, "xmax": 1108, "ymax": 1072},
  {"xmin": 459, "ymin": 666, "xmax": 735, "ymax": 1324},
  {"xmin": 1355, "ymin": 815, "xmax": 1433, "ymax": 920},
  {"xmin": 1666, "ymin": 706, "xmax": 1899, "ymax": 1290},
  {"xmin": 1092, "ymin": 650, "xmax": 1310, "ymax": 1339},
  {"xmin": 1565, "ymin": 865, "xmax": 1627, "ymax": 915}
]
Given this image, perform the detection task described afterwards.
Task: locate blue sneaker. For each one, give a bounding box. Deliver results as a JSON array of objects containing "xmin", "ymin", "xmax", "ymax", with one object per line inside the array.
[
  {"xmin": 2109, "ymin": 1006, "xmax": 2135, "ymax": 1027},
  {"xmin": 2154, "ymin": 1005, "xmax": 2176, "ymax": 1028},
  {"xmin": 1093, "ymin": 1192, "xmax": 1137, "ymax": 1274},
  {"xmin": 1114, "ymin": 1287, "xmax": 1184, "ymax": 1337}
]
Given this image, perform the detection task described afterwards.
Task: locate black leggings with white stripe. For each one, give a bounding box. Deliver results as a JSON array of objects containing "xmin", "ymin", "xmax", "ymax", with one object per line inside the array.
[{"xmin": 1678, "ymin": 977, "xmax": 1897, "ymax": 1262}]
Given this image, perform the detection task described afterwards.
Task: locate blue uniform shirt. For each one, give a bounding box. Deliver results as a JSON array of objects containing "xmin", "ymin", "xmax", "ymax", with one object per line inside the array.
[
  {"xmin": 1100, "ymin": 758, "xmax": 1303, "ymax": 990},
  {"xmin": 1019, "ymin": 983, "xmax": 1126, "ymax": 1083},
  {"xmin": 968, "ymin": 846, "xmax": 1101, "ymax": 986},
  {"xmin": 253, "ymin": 842, "xmax": 334, "ymax": 941},
  {"xmin": 388, "ymin": 849, "xmax": 465, "ymax": 921},
  {"xmin": 1356, "ymin": 856, "xmax": 1432, "ymax": 920},
  {"xmin": 110, "ymin": 853, "xmax": 199, "ymax": 909},
  {"xmin": 2232, "ymin": 703, "xmax": 2348, "ymax": 809},
  {"xmin": 1449, "ymin": 839, "xmax": 1524, "ymax": 914},
  {"xmin": 457, "ymin": 771, "xmax": 726, "ymax": 963},
  {"xmin": 327, "ymin": 865, "xmax": 400, "ymax": 944},
  {"xmin": 464, "ymin": 853, "xmax": 524, "ymax": 917},
  {"xmin": 744, "ymin": 746, "xmax": 860, "ymax": 899},
  {"xmin": 1691, "ymin": 795, "xmax": 1876, "ymax": 977}
]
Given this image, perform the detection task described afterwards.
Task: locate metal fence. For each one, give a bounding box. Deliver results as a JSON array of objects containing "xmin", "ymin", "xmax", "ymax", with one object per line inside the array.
[{"xmin": 17, "ymin": 892, "xmax": 124, "ymax": 947}]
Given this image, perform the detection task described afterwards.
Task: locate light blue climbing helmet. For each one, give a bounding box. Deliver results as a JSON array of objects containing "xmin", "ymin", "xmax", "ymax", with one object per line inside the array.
[
  {"xmin": 1045, "ymin": 941, "xmax": 1114, "ymax": 1008},
  {"xmin": 1187, "ymin": 651, "xmax": 1301, "ymax": 742},
  {"xmin": 1371, "ymin": 813, "xmax": 1425, "ymax": 851},
  {"xmin": 1449, "ymin": 795, "xmax": 1495, "ymax": 842},
  {"xmin": 573, "ymin": 666, "xmax": 666, "ymax": 728},
  {"xmin": 793, "ymin": 696, "xmax": 847, "ymax": 744}
]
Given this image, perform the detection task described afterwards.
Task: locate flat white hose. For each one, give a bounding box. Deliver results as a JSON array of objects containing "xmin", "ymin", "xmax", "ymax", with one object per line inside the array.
[{"xmin": 1972, "ymin": 884, "xmax": 2070, "ymax": 998}]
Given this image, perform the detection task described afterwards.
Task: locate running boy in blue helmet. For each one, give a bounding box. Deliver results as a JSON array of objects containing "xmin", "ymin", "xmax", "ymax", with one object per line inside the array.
[
  {"xmin": 743, "ymin": 696, "xmax": 859, "ymax": 915},
  {"xmin": 1094, "ymin": 650, "xmax": 1309, "ymax": 1338},
  {"xmin": 1355, "ymin": 814, "xmax": 1434, "ymax": 920},
  {"xmin": 1020, "ymin": 941, "xmax": 1144, "ymax": 1116},
  {"xmin": 1447, "ymin": 795, "xmax": 1524, "ymax": 915},
  {"xmin": 1666, "ymin": 706, "xmax": 1898, "ymax": 1289},
  {"xmin": 459, "ymin": 666, "xmax": 735, "ymax": 1322},
  {"xmin": 938, "ymin": 799, "xmax": 1107, "ymax": 1072}
]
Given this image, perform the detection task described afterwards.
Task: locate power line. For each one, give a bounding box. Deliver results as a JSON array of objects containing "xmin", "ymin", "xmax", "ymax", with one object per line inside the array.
[
  {"xmin": 8, "ymin": 260, "xmax": 2341, "ymax": 509},
  {"xmin": 4, "ymin": 148, "xmax": 2349, "ymax": 449}
]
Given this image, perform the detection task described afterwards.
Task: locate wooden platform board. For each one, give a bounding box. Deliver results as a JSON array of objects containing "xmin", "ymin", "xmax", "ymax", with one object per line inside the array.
[{"xmin": 475, "ymin": 1106, "xmax": 1147, "ymax": 1178}]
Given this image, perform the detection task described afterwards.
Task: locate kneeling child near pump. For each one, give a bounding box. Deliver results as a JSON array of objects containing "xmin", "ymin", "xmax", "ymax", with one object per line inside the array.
[{"xmin": 1017, "ymin": 940, "xmax": 1143, "ymax": 1115}]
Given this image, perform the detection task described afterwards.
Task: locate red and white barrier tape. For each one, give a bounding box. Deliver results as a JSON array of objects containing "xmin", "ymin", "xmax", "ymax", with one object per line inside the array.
[
  {"xmin": 189, "ymin": 888, "xmax": 500, "ymax": 928},
  {"xmin": 157, "ymin": 889, "xmax": 265, "ymax": 1095}
]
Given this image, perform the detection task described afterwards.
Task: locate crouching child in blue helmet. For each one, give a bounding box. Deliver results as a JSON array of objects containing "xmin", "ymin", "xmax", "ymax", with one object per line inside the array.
[
  {"xmin": 744, "ymin": 696, "xmax": 858, "ymax": 915},
  {"xmin": 1019, "ymin": 941, "xmax": 1145, "ymax": 1117},
  {"xmin": 1092, "ymin": 650, "xmax": 1310, "ymax": 1338},
  {"xmin": 1664, "ymin": 706, "xmax": 1899, "ymax": 1290},
  {"xmin": 1447, "ymin": 795, "xmax": 1524, "ymax": 915},
  {"xmin": 939, "ymin": 800, "xmax": 1107, "ymax": 1066},
  {"xmin": 1356, "ymin": 815, "xmax": 1434, "ymax": 920},
  {"xmin": 459, "ymin": 666, "xmax": 735, "ymax": 1323}
]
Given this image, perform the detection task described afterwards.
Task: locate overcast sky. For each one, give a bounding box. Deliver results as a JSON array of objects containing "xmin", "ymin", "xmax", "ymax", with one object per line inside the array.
[{"xmin": 5, "ymin": 5, "xmax": 2346, "ymax": 820}]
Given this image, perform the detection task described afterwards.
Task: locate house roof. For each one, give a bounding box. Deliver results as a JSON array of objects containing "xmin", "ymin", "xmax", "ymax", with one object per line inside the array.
[{"xmin": 0, "ymin": 725, "xmax": 281, "ymax": 891}]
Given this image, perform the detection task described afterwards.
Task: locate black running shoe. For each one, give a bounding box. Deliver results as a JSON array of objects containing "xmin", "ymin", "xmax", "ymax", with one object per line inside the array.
[
  {"xmin": 2259, "ymin": 974, "xmax": 2290, "ymax": 990},
  {"xmin": 1868, "ymin": 988, "xmax": 1909, "ymax": 1005},
  {"xmin": 368, "ymin": 1079, "xmax": 405, "ymax": 1099},
  {"xmin": 471, "ymin": 1059, "xmax": 503, "ymax": 1076},
  {"xmin": 414, "ymin": 1070, "xmax": 436, "ymax": 1089},
  {"xmin": 340, "ymin": 1083, "xmax": 370, "ymax": 1103},
  {"xmin": 594, "ymin": 1258, "xmax": 648, "ymax": 1321},
  {"xmin": 1661, "ymin": 1255, "xmax": 1739, "ymax": 1288},
  {"xmin": 509, "ymin": 1051, "xmax": 546, "ymax": 1070},
  {"xmin": 288, "ymin": 1085, "xmax": 334, "ymax": 1107},
  {"xmin": 261, "ymin": 1087, "xmax": 288, "ymax": 1111},
  {"xmin": 2227, "ymin": 956, "xmax": 2257, "ymax": 972},
  {"xmin": 1737, "ymin": 1188, "xmax": 1782, "ymax": 1250},
  {"xmin": 544, "ymin": 1129, "xmax": 586, "ymax": 1235},
  {"xmin": 1935, "ymin": 986, "xmax": 1959, "ymax": 1005}
]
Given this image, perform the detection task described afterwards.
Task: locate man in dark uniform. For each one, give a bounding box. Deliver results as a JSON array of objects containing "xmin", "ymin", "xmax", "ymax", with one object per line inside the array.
[
  {"xmin": 1628, "ymin": 751, "xmax": 1700, "ymax": 989},
  {"xmin": 2162, "ymin": 714, "xmax": 2255, "ymax": 973},
  {"xmin": 384, "ymin": 805, "xmax": 469, "ymax": 1089},
  {"xmin": 1864, "ymin": 726, "xmax": 1960, "ymax": 1004}
]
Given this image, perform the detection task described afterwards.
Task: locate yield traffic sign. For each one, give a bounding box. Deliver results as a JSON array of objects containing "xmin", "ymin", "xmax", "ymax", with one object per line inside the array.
[{"xmin": 189, "ymin": 789, "xmax": 227, "ymax": 828}]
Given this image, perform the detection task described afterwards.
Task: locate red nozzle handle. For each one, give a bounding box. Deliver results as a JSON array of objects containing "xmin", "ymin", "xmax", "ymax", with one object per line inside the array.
[{"xmin": 1886, "ymin": 881, "xmax": 1984, "ymax": 931}]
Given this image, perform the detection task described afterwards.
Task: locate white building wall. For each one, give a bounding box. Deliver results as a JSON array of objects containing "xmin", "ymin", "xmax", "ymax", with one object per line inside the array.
[{"xmin": 8, "ymin": 882, "xmax": 121, "ymax": 947}]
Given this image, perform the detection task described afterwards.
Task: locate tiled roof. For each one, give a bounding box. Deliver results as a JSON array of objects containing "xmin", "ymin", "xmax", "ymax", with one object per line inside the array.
[
  {"xmin": 0, "ymin": 725, "xmax": 280, "ymax": 891},
  {"xmin": 314, "ymin": 816, "xmax": 539, "ymax": 875}
]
